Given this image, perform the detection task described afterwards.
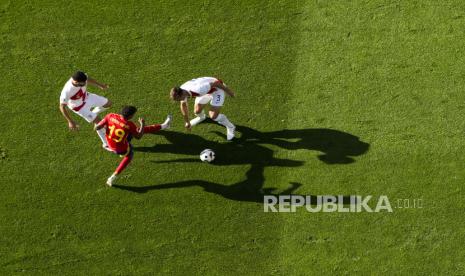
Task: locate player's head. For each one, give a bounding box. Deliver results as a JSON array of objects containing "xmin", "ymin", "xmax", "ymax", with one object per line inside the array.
[
  {"xmin": 121, "ymin": 105, "xmax": 137, "ymax": 120},
  {"xmin": 170, "ymin": 86, "xmax": 187, "ymax": 101},
  {"xmin": 72, "ymin": 71, "xmax": 87, "ymax": 87}
]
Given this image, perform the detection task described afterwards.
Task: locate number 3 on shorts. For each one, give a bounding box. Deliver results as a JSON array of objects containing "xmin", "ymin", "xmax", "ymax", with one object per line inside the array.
[
  {"xmin": 211, "ymin": 92, "xmax": 224, "ymax": 106},
  {"xmin": 212, "ymin": 95, "xmax": 221, "ymax": 105}
]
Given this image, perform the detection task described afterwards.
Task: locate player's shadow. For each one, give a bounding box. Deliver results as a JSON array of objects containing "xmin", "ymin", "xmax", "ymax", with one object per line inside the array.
[{"xmin": 113, "ymin": 125, "xmax": 369, "ymax": 203}]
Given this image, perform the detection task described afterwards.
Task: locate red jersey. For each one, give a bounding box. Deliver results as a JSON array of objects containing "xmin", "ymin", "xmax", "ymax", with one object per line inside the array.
[{"xmin": 97, "ymin": 113, "xmax": 138, "ymax": 153}]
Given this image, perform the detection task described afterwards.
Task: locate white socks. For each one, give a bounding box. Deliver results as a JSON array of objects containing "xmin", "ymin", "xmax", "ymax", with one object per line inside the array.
[
  {"xmin": 214, "ymin": 114, "xmax": 235, "ymax": 140},
  {"xmin": 93, "ymin": 107, "xmax": 108, "ymax": 146},
  {"xmin": 95, "ymin": 126, "xmax": 107, "ymax": 145},
  {"xmin": 161, "ymin": 114, "xmax": 173, "ymax": 130},
  {"xmin": 214, "ymin": 114, "xmax": 234, "ymax": 129},
  {"xmin": 189, "ymin": 111, "xmax": 235, "ymax": 135},
  {"xmin": 190, "ymin": 111, "xmax": 206, "ymax": 126}
]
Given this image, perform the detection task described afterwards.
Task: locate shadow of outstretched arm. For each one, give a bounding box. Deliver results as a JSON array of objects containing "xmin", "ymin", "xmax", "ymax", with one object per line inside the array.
[
  {"xmin": 113, "ymin": 164, "xmax": 303, "ymax": 203},
  {"xmin": 149, "ymin": 158, "xmax": 304, "ymax": 167}
]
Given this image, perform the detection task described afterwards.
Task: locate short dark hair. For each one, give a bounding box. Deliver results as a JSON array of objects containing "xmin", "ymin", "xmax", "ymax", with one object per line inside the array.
[
  {"xmin": 72, "ymin": 71, "xmax": 87, "ymax": 82},
  {"xmin": 121, "ymin": 105, "xmax": 137, "ymax": 119}
]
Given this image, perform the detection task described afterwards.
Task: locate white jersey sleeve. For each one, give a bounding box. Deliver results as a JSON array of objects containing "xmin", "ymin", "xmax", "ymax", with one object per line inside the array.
[{"xmin": 60, "ymin": 83, "xmax": 70, "ymax": 104}]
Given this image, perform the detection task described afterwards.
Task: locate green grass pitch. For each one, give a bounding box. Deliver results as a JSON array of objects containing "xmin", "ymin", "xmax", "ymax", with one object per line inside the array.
[{"xmin": 1, "ymin": 0, "xmax": 465, "ymax": 274}]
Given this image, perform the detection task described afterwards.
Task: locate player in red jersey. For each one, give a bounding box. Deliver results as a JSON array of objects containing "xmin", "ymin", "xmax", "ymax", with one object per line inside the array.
[{"xmin": 95, "ymin": 105, "xmax": 172, "ymax": 186}]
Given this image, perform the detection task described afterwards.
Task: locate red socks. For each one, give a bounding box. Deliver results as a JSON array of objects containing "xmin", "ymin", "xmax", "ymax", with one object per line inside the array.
[
  {"xmin": 143, "ymin": 124, "xmax": 162, "ymax": 134},
  {"xmin": 113, "ymin": 124, "xmax": 161, "ymax": 176},
  {"xmin": 115, "ymin": 154, "xmax": 133, "ymax": 175}
]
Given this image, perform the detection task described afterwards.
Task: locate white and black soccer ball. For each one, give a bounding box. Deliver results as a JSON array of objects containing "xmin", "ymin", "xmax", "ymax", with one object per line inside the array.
[{"xmin": 200, "ymin": 149, "xmax": 215, "ymax": 162}]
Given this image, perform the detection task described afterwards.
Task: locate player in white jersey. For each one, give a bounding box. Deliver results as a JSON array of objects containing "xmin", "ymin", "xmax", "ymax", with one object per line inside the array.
[
  {"xmin": 59, "ymin": 71, "xmax": 112, "ymax": 149},
  {"xmin": 170, "ymin": 77, "xmax": 236, "ymax": 140}
]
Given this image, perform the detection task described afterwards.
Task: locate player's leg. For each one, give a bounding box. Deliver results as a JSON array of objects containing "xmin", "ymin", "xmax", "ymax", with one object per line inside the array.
[
  {"xmin": 210, "ymin": 106, "xmax": 235, "ymax": 140},
  {"xmin": 190, "ymin": 95, "xmax": 210, "ymax": 126},
  {"xmin": 209, "ymin": 90, "xmax": 235, "ymax": 140},
  {"xmin": 106, "ymin": 146, "xmax": 133, "ymax": 187},
  {"xmin": 92, "ymin": 116, "xmax": 110, "ymax": 149},
  {"xmin": 143, "ymin": 114, "xmax": 173, "ymax": 133},
  {"xmin": 88, "ymin": 93, "xmax": 112, "ymax": 114},
  {"xmin": 78, "ymin": 93, "xmax": 111, "ymax": 148},
  {"xmin": 73, "ymin": 104, "xmax": 109, "ymax": 147}
]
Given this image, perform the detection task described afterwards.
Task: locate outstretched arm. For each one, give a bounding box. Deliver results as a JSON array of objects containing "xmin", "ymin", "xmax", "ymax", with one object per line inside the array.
[
  {"xmin": 133, "ymin": 118, "xmax": 145, "ymax": 139},
  {"xmin": 94, "ymin": 117, "xmax": 107, "ymax": 131},
  {"xmin": 180, "ymin": 101, "xmax": 191, "ymax": 130},
  {"xmin": 87, "ymin": 77, "xmax": 109, "ymax": 90},
  {"xmin": 59, "ymin": 104, "xmax": 79, "ymax": 131}
]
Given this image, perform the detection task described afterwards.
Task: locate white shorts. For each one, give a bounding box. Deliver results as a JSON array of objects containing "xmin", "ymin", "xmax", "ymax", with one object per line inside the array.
[
  {"xmin": 195, "ymin": 89, "xmax": 225, "ymax": 107},
  {"xmin": 72, "ymin": 93, "xmax": 108, "ymax": 123}
]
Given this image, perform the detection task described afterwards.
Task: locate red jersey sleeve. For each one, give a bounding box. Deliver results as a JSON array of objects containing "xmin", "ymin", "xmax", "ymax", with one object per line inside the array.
[{"xmin": 96, "ymin": 114, "xmax": 109, "ymax": 128}]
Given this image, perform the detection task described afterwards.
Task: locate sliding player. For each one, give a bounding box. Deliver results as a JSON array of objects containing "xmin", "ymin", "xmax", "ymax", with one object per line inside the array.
[
  {"xmin": 59, "ymin": 71, "xmax": 112, "ymax": 149},
  {"xmin": 95, "ymin": 106, "xmax": 172, "ymax": 186},
  {"xmin": 170, "ymin": 77, "xmax": 236, "ymax": 140}
]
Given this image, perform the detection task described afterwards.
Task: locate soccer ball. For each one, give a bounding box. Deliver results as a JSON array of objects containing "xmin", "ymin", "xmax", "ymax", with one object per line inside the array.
[{"xmin": 200, "ymin": 149, "xmax": 215, "ymax": 162}]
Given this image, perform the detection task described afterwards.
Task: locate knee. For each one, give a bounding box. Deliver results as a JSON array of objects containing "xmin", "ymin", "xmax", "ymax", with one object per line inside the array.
[
  {"xmin": 194, "ymin": 106, "xmax": 203, "ymax": 114},
  {"xmin": 209, "ymin": 112, "xmax": 219, "ymax": 120},
  {"xmin": 104, "ymin": 100, "xmax": 112, "ymax": 108}
]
